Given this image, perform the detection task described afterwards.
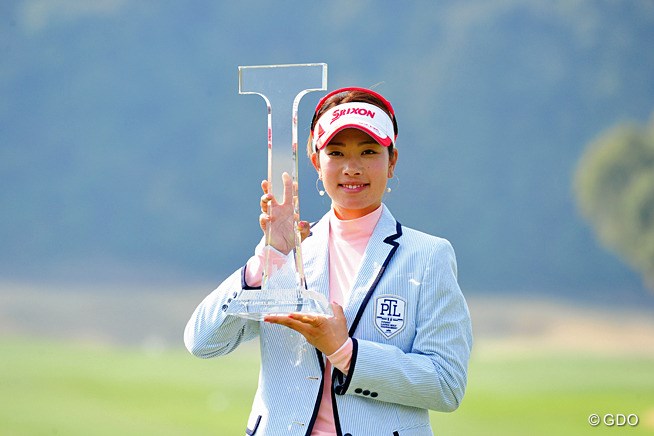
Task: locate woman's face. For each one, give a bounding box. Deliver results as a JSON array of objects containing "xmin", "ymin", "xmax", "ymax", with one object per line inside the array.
[{"xmin": 312, "ymin": 128, "xmax": 398, "ymax": 220}]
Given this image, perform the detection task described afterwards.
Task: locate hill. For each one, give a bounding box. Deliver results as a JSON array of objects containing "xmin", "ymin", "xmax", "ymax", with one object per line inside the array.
[{"xmin": 2, "ymin": 1, "xmax": 654, "ymax": 298}]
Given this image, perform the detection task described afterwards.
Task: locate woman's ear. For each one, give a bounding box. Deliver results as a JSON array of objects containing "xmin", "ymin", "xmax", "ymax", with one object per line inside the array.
[
  {"xmin": 388, "ymin": 148, "xmax": 398, "ymax": 178},
  {"xmin": 311, "ymin": 152, "xmax": 321, "ymax": 174}
]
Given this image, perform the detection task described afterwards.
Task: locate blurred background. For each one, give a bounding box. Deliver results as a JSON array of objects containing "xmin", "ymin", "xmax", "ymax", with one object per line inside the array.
[{"xmin": 1, "ymin": 0, "xmax": 653, "ymax": 434}]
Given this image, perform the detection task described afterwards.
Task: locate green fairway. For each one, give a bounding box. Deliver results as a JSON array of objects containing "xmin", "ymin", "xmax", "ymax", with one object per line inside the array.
[
  {"xmin": 433, "ymin": 350, "xmax": 654, "ymax": 435},
  {"xmin": 1, "ymin": 336, "xmax": 652, "ymax": 435},
  {"xmin": 0, "ymin": 337, "xmax": 259, "ymax": 435}
]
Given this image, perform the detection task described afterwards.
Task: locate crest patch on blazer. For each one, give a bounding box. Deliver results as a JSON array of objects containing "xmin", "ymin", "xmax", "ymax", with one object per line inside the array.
[{"xmin": 374, "ymin": 295, "xmax": 406, "ymax": 339}]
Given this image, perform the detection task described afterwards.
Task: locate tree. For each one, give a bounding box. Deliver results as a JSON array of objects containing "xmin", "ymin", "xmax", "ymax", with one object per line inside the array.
[{"xmin": 574, "ymin": 114, "xmax": 654, "ymax": 291}]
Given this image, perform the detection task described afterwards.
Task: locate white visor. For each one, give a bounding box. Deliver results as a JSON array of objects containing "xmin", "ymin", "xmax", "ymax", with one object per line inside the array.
[{"xmin": 312, "ymin": 102, "xmax": 395, "ymax": 150}]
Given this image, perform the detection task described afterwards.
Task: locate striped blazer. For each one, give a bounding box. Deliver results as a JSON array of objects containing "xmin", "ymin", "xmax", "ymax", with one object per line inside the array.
[{"xmin": 185, "ymin": 204, "xmax": 473, "ymax": 436}]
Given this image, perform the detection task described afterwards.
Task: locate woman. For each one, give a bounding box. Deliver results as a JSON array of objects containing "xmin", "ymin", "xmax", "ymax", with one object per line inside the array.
[{"xmin": 185, "ymin": 87, "xmax": 473, "ymax": 436}]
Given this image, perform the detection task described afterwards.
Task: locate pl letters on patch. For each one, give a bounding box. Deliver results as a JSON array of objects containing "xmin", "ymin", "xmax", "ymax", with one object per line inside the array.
[{"xmin": 374, "ymin": 295, "xmax": 406, "ymax": 339}]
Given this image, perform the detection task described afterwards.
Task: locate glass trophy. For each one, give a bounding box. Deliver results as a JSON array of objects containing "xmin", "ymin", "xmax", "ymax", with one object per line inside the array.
[{"xmin": 224, "ymin": 63, "xmax": 333, "ymax": 320}]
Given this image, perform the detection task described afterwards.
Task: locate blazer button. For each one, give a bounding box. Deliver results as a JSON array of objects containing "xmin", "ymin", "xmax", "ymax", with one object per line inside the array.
[
  {"xmin": 354, "ymin": 388, "xmax": 362, "ymax": 394},
  {"xmin": 370, "ymin": 392, "xmax": 378, "ymax": 398},
  {"xmin": 362, "ymin": 390, "xmax": 370, "ymax": 396}
]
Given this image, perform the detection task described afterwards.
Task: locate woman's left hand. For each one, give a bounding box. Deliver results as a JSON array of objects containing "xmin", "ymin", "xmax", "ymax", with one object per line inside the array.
[{"xmin": 264, "ymin": 303, "xmax": 349, "ymax": 356}]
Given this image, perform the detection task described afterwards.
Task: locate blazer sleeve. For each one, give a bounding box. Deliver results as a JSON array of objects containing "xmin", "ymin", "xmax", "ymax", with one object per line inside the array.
[
  {"xmin": 184, "ymin": 267, "xmax": 261, "ymax": 358},
  {"xmin": 333, "ymin": 239, "xmax": 473, "ymax": 412}
]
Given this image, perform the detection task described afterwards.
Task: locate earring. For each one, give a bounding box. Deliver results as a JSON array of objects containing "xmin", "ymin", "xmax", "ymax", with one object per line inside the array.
[
  {"xmin": 315, "ymin": 177, "xmax": 325, "ymax": 196},
  {"xmin": 386, "ymin": 175, "xmax": 399, "ymax": 193}
]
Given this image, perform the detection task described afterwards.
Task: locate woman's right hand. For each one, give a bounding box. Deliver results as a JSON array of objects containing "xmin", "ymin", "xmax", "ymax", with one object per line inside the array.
[{"xmin": 259, "ymin": 172, "xmax": 310, "ymax": 254}]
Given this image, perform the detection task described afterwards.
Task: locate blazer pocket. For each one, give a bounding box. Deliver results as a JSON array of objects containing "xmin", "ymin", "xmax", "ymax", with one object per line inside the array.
[{"xmin": 245, "ymin": 415, "xmax": 261, "ymax": 435}]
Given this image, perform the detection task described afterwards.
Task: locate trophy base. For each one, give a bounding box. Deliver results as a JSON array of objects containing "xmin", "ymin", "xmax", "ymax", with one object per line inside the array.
[{"xmin": 224, "ymin": 288, "xmax": 333, "ymax": 321}]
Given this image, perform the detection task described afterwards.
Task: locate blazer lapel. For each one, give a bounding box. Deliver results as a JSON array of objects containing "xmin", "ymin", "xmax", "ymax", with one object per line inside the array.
[{"xmin": 344, "ymin": 205, "xmax": 402, "ymax": 335}]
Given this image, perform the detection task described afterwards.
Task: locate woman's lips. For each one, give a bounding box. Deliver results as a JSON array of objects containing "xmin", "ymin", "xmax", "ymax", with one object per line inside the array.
[{"xmin": 339, "ymin": 183, "xmax": 368, "ymax": 192}]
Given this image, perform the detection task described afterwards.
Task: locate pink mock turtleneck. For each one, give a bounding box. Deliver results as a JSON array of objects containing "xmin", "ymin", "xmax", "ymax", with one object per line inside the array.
[{"xmin": 312, "ymin": 205, "xmax": 383, "ymax": 436}]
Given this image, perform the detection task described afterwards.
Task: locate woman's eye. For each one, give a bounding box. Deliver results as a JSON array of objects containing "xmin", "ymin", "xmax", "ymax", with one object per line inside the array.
[
  {"xmin": 327, "ymin": 151, "xmax": 343, "ymax": 156},
  {"xmin": 362, "ymin": 149, "xmax": 378, "ymax": 155}
]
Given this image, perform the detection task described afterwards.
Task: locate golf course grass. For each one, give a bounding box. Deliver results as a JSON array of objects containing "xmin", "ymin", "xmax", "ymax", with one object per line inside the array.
[{"xmin": 1, "ymin": 336, "xmax": 652, "ymax": 435}]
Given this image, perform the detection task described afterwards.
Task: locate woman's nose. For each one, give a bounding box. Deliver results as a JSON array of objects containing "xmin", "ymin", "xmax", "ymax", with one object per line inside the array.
[{"xmin": 343, "ymin": 159, "xmax": 362, "ymax": 175}]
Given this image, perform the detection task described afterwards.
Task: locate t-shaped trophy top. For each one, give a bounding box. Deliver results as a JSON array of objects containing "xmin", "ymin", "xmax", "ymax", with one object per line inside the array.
[{"xmin": 239, "ymin": 63, "xmax": 327, "ymax": 204}]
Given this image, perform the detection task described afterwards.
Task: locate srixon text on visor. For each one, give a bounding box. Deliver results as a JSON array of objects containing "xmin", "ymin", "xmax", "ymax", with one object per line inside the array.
[{"xmin": 331, "ymin": 107, "xmax": 377, "ymax": 123}]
